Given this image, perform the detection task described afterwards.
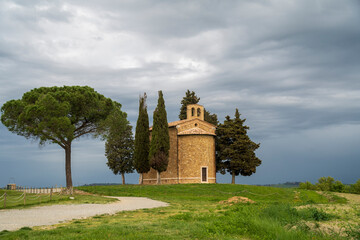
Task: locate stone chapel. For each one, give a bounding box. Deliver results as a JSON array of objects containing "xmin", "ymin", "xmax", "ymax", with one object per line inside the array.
[{"xmin": 143, "ymin": 104, "xmax": 216, "ymax": 184}]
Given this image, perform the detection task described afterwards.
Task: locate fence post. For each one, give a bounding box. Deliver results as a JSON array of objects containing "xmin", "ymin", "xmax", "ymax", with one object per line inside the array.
[
  {"xmin": 24, "ymin": 191, "xmax": 26, "ymax": 205},
  {"xmin": 50, "ymin": 188, "xmax": 53, "ymax": 201},
  {"xmin": 3, "ymin": 192, "xmax": 6, "ymax": 208}
]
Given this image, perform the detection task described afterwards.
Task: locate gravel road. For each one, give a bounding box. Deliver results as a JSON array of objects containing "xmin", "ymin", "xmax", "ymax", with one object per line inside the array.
[{"xmin": 0, "ymin": 197, "xmax": 168, "ymax": 231}]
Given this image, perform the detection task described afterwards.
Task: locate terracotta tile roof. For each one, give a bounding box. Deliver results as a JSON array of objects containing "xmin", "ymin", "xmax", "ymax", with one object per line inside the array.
[{"xmin": 177, "ymin": 127, "xmax": 216, "ymax": 136}]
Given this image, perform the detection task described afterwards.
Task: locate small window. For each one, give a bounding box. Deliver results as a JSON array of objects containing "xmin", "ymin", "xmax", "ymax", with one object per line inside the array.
[
  {"xmin": 201, "ymin": 167, "xmax": 207, "ymax": 182},
  {"xmin": 195, "ymin": 123, "xmax": 198, "ymax": 127},
  {"xmin": 197, "ymin": 108, "xmax": 201, "ymax": 117},
  {"xmin": 191, "ymin": 107, "xmax": 195, "ymax": 116}
]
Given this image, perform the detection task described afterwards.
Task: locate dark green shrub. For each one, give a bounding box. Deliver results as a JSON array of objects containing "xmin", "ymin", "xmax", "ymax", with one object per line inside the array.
[
  {"xmin": 299, "ymin": 181, "xmax": 317, "ymax": 190},
  {"xmin": 331, "ymin": 180, "xmax": 345, "ymax": 192},
  {"xmin": 350, "ymin": 179, "xmax": 360, "ymax": 194},
  {"xmin": 316, "ymin": 177, "xmax": 334, "ymax": 191}
]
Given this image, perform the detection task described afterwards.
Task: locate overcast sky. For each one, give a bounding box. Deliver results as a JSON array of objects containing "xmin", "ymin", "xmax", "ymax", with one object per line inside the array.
[{"xmin": 1, "ymin": 0, "xmax": 359, "ymax": 187}]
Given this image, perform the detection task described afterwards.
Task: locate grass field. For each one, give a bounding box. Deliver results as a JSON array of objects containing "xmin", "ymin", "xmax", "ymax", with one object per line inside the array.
[{"xmin": 1, "ymin": 184, "xmax": 359, "ymax": 240}]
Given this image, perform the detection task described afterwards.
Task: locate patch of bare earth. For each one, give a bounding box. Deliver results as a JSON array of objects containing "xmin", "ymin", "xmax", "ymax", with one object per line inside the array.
[{"xmin": 219, "ymin": 196, "xmax": 255, "ymax": 205}]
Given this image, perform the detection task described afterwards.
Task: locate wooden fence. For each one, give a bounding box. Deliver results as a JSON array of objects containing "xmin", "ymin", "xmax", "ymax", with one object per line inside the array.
[
  {"xmin": 0, "ymin": 186, "xmax": 67, "ymax": 209},
  {"xmin": 14, "ymin": 186, "xmax": 65, "ymax": 193}
]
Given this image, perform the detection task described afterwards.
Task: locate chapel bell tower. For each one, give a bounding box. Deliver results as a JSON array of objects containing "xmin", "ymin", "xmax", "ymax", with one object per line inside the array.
[{"xmin": 186, "ymin": 104, "xmax": 204, "ymax": 121}]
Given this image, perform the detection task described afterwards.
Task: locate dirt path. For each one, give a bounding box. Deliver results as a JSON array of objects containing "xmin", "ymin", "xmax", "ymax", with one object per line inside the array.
[{"xmin": 0, "ymin": 197, "xmax": 168, "ymax": 232}]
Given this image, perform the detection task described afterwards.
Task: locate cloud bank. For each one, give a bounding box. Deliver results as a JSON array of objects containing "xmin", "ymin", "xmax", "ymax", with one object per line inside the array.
[{"xmin": 1, "ymin": 0, "xmax": 359, "ymax": 186}]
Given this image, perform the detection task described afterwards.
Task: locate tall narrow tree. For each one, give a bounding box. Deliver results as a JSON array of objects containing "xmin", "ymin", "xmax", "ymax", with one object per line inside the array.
[
  {"xmin": 149, "ymin": 91, "xmax": 170, "ymax": 184},
  {"xmin": 134, "ymin": 93, "xmax": 150, "ymax": 184},
  {"xmin": 216, "ymin": 109, "xmax": 261, "ymax": 184},
  {"xmin": 105, "ymin": 107, "xmax": 134, "ymax": 185},
  {"xmin": 0, "ymin": 86, "xmax": 122, "ymax": 192}
]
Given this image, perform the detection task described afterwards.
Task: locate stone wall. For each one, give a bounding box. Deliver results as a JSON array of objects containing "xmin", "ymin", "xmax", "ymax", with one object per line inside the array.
[
  {"xmin": 178, "ymin": 135, "xmax": 216, "ymax": 184},
  {"xmin": 142, "ymin": 119, "xmax": 216, "ymax": 185}
]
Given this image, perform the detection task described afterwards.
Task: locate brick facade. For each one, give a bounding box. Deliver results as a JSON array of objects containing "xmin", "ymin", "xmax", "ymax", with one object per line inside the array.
[{"xmin": 143, "ymin": 104, "xmax": 216, "ymax": 184}]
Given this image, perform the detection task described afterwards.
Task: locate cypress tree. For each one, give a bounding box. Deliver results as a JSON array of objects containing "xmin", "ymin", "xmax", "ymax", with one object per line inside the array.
[
  {"xmin": 134, "ymin": 93, "xmax": 150, "ymax": 184},
  {"xmin": 216, "ymin": 108, "xmax": 261, "ymax": 184},
  {"xmin": 149, "ymin": 90, "xmax": 170, "ymax": 184}
]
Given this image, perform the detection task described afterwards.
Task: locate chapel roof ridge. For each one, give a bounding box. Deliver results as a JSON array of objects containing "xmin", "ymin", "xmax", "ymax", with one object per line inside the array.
[
  {"xmin": 178, "ymin": 127, "xmax": 216, "ymax": 136},
  {"xmin": 149, "ymin": 117, "xmax": 215, "ymax": 131}
]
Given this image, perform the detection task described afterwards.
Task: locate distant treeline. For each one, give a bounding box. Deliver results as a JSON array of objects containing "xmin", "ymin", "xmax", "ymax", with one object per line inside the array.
[
  {"xmin": 257, "ymin": 182, "xmax": 301, "ymax": 188},
  {"xmin": 299, "ymin": 177, "xmax": 360, "ymax": 194}
]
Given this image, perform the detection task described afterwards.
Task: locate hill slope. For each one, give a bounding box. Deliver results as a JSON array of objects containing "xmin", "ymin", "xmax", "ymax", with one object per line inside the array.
[{"xmin": 2, "ymin": 184, "xmax": 357, "ymax": 240}]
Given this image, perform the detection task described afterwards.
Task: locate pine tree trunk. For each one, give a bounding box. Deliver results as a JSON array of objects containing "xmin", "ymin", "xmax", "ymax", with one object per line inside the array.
[
  {"xmin": 122, "ymin": 173, "xmax": 125, "ymax": 185},
  {"xmin": 65, "ymin": 144, "xmax": 73, "ymax": 191},
  {"xmin": 139, "ymin": 173, "xmax": 143, "ymax": 184},
  {"xmin": 231, "ymin": 172, "xmax": 235, "ymax": 184},
  {"xmin": 157, "ymin": 171, "xmax": 161, "ymax": 184}
]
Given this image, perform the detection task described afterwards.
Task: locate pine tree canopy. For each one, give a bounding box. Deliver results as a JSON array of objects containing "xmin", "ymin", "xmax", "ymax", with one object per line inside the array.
[
  {"xmin": 0, "ymin": 86, "xmax": 122, "ymax": 189},
  {"xmin": 178, "ymin": 89, "xmax": 218, "ymax": 125},
  {"xmin": 179, "ymin": 90, "xmax": 200, "ymax": 120},
  {"xmin": 216, "ymin": 108, "xmax": 261, "ymax": 177},
  {"xmin": 149, "ymin": 90, "xmax": 170, "ymax": 173},
  {"xmin": 134, "ymin": 93, "xmax": 150, "ymax": 174},
  {"xmin": 204, "ymin": 110, "xmax": 219, "ymax": 126}
]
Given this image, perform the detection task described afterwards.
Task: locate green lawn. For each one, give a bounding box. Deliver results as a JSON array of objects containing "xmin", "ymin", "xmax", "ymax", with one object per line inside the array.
[{"xmin": 1, "ymin": 184, "xmax": 356, "ymax": 240}]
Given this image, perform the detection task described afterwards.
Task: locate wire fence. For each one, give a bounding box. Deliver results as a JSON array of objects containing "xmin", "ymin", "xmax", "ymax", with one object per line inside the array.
[{"xmin": 0, "ymin": 186, "xmax": 69, "ymax": 209}]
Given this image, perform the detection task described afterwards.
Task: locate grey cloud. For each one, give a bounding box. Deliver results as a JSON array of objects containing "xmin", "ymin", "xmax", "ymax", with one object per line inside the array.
[{"xmin": 1, "ymin": 0, "xmax": 360, "ymax": 186}]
